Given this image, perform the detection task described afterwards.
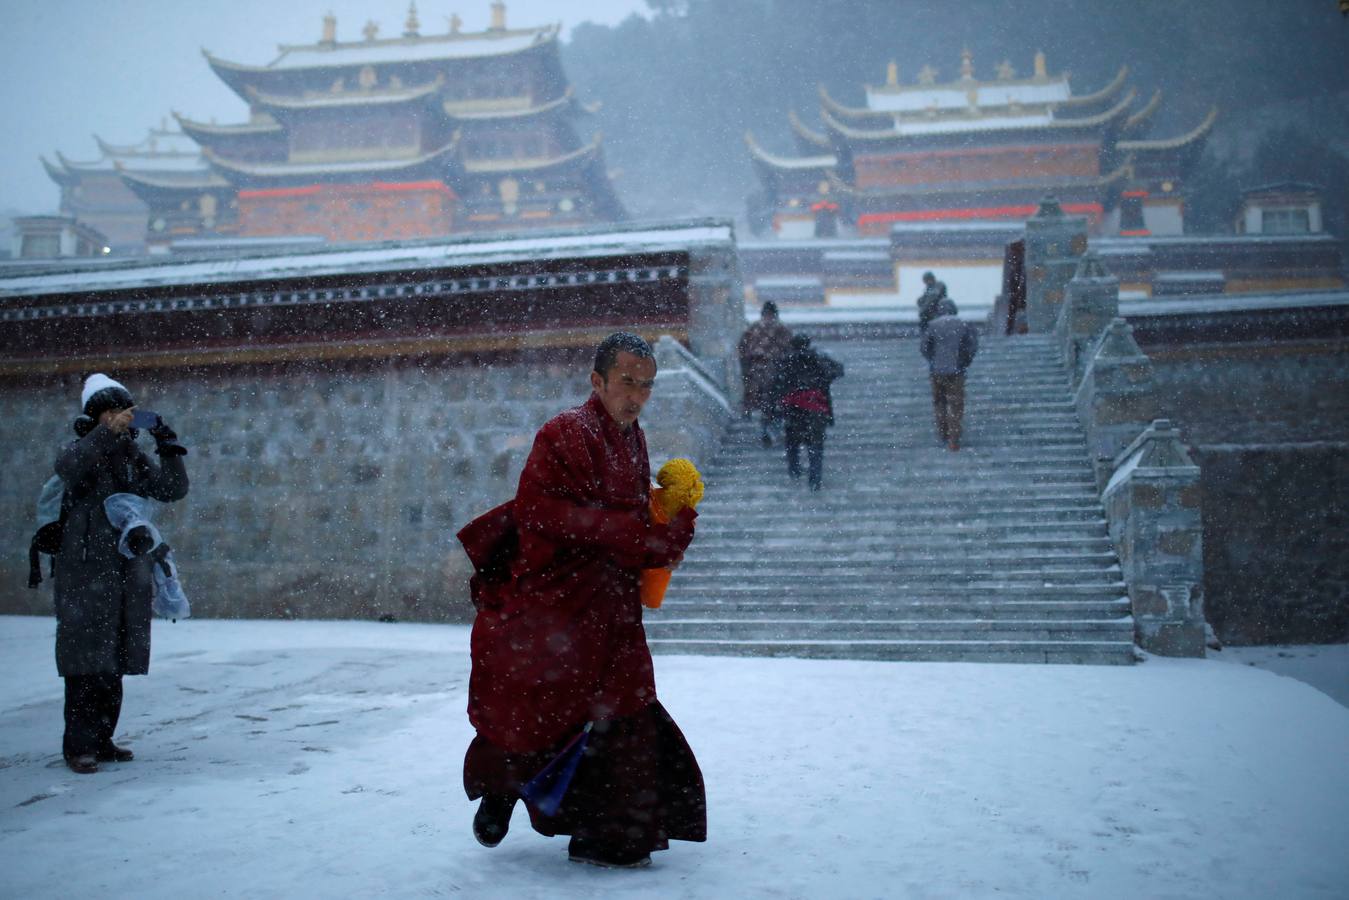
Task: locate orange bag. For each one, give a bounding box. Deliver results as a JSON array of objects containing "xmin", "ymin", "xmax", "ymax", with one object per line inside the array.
[
  {"xmin": 640, "ymin": 459, "xmax": 704, "ymax": 610},
  {"xmin": 640, "ymin": 491, "xmax": 674, "ymax": 609}
]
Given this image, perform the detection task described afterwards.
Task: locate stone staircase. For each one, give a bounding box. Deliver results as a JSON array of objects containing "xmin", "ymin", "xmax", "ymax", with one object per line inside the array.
[{"xmin": 645, "ymin": 334, "xmax": 1137, "ymax": 664}]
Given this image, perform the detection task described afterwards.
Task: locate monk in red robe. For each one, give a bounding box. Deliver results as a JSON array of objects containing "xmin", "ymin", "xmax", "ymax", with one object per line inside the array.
[{"xmin": 460, "ymin": 332, "xmax": 705, "ymax": 869}]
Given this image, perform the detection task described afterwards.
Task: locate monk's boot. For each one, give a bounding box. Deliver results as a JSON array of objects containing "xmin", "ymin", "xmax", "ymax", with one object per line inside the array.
[{"xmin": 473, "ymin": 793, "xmax": 517, "ymax": 848}]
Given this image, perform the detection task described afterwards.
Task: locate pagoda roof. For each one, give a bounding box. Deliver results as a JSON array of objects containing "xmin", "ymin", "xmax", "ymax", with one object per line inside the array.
[
  {"xmin": 40, "ymin": 156, "xmax": 78, "ymax": 187},
  {"xmin": 443, "ymin": 87, "xmax": 582, "ymax": 122},
  {"xmin": 94, "ymin": 127, "xmax": 200, "ymax": 158},
  {"xmin": 819, "ymin": 88, "xmax": 1136, "ymax": 143},
  {"xmin": 827, "ymin": 162, "xmax": 1131, "ymax": 199},
  {"xmin": 118, "ymin": 168, "xmax": 232, "ymax": 190},
  {"xmin": 462, "ymin": 134, "xmax": 606, "ymax": 175},
  {"xmin": 204, "ymin": 23, "xmax": 560, "ymax": 100},
  {"xmin": 789, "ymin": 110, "xmax": 832, "ymax": 153},
  {"xmin": 54, "ymin": 146, "xmax": 207, "ymax": 175},
  {"xmin": 203, "ymin": 138, "xmax": 461, "ymax": 187},
  {"xmin": 1117, "ymin": 107, "xmax": 1218, "ymax": 154},
  {"xmin": 244, "ymin": 76, "xmax": 446, "ymax": 113},
  {"xmin": 744, "ymin": 132, "xmax": 836, "ymax": 172},
  {"xmin": 825, "ymin": 65, "xmax": 1130, "ymax": 128},
  {"xmin": 172, "ymin": 111, "xmax": 284, "ymax": 138},
  {"xmin": 1122, "ymin": 90, "xmax": 1163, "ymax": 138}
]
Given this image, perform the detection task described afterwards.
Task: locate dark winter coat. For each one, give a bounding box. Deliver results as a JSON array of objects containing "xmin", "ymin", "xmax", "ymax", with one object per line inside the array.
[
  {"xmin": 916, "ymin": 281, "xmax": 948, "ymax": 331},
  {"xmin": 773, "ymin": 344, "xmax": 844, "ymax": 442},
  {"xmin": 53, "ymin": 424, "xmax": 189, "ymax": 677},
  {"xmin": 737, "ymin": 319, "xmax": 793, "ymax": 413}
]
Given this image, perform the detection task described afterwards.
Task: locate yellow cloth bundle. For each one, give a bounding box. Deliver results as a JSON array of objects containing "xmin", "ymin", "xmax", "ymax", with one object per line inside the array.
[{"xmin": 641, "ymin": 457, "xmax": 704, "ymax": 609}]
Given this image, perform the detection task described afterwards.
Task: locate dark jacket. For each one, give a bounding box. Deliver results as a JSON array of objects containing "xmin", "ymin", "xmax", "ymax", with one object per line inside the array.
[
  {"xmin": 916, "ymin": 281, "xmax": 948, "ymax": 331},
  {"xmin": 773, "ymin": 343, "xmax": 844, "ymax": 433},
  {"xmin": 921, "ymin": 313, "xmax": 980, "ymax": 376},
  {"xmin": 53, "ymin": 424, "xmax": 189, "ymax": 676}
]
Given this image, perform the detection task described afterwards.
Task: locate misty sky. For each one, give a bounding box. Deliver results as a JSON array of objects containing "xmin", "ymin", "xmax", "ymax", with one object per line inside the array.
[{"xmin": 0, "ymin": 0, "xmax": 650, "ymax": 215}]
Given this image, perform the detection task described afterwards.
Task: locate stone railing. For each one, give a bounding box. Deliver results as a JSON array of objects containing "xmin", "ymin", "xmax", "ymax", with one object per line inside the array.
[
  {"xmin": 643, "ymin": 334, "xmax": 735, "ymax": 470},
  {"xmin": 1021, "ymin": 196, "xmax": 1206, "ymax": 656},
  {"xmin": 1101, "ymin": 420, "xmax": 1207, "ymax": 656}
]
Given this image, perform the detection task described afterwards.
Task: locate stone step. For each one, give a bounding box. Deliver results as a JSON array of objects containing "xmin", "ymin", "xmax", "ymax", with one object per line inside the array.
[
  {"xmin": 643, "ymin": 619, "xmax": 1133, "ymax": 643},
  {"xmin": 688, "ymin": 536, "xmax": 1116, "ymax": 554},
  {"xmin": 657, "ymin": 597, "xmax": 1130, "ymax": 619},
  {"xmin": 678, "ymin": 551, "xmax": 1122, "ymax": 568},
  {"xmin": 647, "ymin": 639, "xmax": 1137, "ymax": 665},
  {"xmin": 666, "ymin": 581, "xmax": 1125, "ymax": 600},
  {"xmin": 692, "ymin": 521, "xmax": 1109, "ymax": 541},
  {"xmin": 695, "ymin": 507, "xmax": 1105, "ymax": 525}
]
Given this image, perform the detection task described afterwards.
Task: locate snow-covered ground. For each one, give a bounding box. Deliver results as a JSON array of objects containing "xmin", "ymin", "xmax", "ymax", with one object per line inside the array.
[{"xmin": 1, "ymin": 615, "xmax": 1346, "ymax": 899}]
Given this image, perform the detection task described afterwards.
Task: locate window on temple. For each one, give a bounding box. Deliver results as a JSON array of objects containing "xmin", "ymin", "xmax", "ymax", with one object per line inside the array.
[{"xmin": 1261, "ymin": 208, "xmax": 1310, "ymax": 234}]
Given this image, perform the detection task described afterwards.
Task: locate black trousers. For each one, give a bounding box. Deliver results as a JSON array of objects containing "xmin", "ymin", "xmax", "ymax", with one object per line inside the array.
[{"xmin": 63, "ymin": 673, "xmax": 123, "ymax": 758}]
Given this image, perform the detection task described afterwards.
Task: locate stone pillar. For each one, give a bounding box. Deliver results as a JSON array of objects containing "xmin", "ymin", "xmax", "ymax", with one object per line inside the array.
[
  {"xmin": 1074, "ymin": 318, "xmax": 1160, "ymax": 492},
  {"xmin": 1023, "ymin": 196, "xmax": 1088, "ymax": 334},
  {"xmin": 1102, "ymin": 419, "xmax": 1207, "ymax": 657},
  {"xmin": 686, "ymin": 237, "xmax": 745, "ymax": 411},
  {"xmin": 1056, "ymin": 252, "xmax": 1119, "ymax": 389}
]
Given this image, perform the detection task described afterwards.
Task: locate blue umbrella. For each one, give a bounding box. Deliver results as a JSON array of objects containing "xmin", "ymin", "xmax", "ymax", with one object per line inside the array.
[{"xmin": 519, "ymin": 722, "xmax": 593, "ymax": 817}]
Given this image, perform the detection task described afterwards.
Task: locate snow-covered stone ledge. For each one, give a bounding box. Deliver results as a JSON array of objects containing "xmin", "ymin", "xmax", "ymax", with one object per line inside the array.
[{"xmin": 644, "ymin": 335, "xmax": 734, "ymax": 470}]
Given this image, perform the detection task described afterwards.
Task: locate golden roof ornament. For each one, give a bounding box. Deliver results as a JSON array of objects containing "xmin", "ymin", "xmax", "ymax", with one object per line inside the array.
[
  {"xmin": 917, "ymin": 64, "xmax": 938, "ymax": 86},
  {"xmin": 996, "ymin": 59, "xmax": 1015, "ymax": 80},
  {"xmin": 449, "ymin": 12, "xmax": 462, "ymax": 33},
  {"xmin": 490, "ymin": 1, "xmax": 507, "ymax": 31},
  {"xmin": 321, "ymin": 12, "xmax": 337, "ymax": 45},
  {"xmin": 362, "ymin": 20, "xmax": 379, "ymax": 41},
  {"xmin": 1034, "ymin": 50, "xmax": 1048, "ymax": 80},
  {"xmin": 886, "ymin": 61, "xmax": 898, "ymax": 86},
  {"xmin": 960, "ymin": 48, "xmax": 974, "ymax": 80},
  {"xmin": 404, "ymin": 2, "xmax": 420, "ymax": 37}
]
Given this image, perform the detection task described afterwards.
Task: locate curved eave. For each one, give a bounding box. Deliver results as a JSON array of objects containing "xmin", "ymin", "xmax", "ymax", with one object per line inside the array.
[
  {"xmin": 818, "ymin": 84, "xmax": 892, "ymax": 124},
  {"xmin": 172, "ymin": 111, "xmax": 284, "ymax": 139},
  {"xmin": 822, "ymin": 89, "xmax": 1136, "ymax": 142},
  {"xmin": 789, "ymin": 110, "xmax": 832, "ymax": 152},
  {"xmin": 1118, "ymin": 107, "xmax": 1218, "ymax": 153},
  {"xmin": 462, "ymin": 134, "xmax": 605, "ymax": 176},
  {"xmin": 55, "ymin": 150, "xmax": 114, "ymax": 172},
  {"xmin": 828, "ymin": 163, "xmax": 1131, "ymax": 198},
  {"xmin": 1122, "ymin": 90, "xmax": 1162, "ymax": 138},
  {"xmin": 1059, "ymin": 66, "xmax": 1129, "ymax": 108},
  {"xmin": 204, "ymin": 138, "xmax": 460, "ymax": 184},
  {"xmin": 745, "ymin": 132, "xmax": 836, "ymax": 171},
  {"xmin": 41, "ymin": 155, "xmax": 78, "ymax": 186},
  {"xmin": 245, "ymin": 76, "xmax": 445, "ymax": 112},
  {"xmin": 444, "ymin": 87, "xmax": 577, "ymax": 122},
  {"xmin": 118, "ymin": 168, "xmax": 231, "ymax": 190}
]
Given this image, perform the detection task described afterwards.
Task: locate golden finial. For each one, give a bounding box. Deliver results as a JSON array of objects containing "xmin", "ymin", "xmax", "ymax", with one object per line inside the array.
[
  {"xmin": 917, "ymin": 64, "xmax": 937, "ymax": 85},
  {"xmin": 449, "ymin": 12, "xmax": 462, "ymax": 33},
  {"xmin": 960, "ymin": 48, "xmax": 974, "ymax": 80},
  {"xmin": 996, "ymin": 59, "xmax": 1015, "ymax": 80},
  {"xmin": 1034, "ymin": 50, "xmax": 1047, "ymax": 79},
  {"xmin": 886, "ymin": 61, "xmax": 898, "ymax": 86},
  {"xmin": 321, "ymin": 12, "xmax": 337, "ymax": 44},
  {"xmin": 362, "ymin": 19, "xmax": 379, "ymax": 41},
  {"xmin": 404, "ymin": 2, "xmax": 420, "ymax": 37},
  {"xmin": 490, "ymin": 1, "xmax": 506, "ymax": 31}
]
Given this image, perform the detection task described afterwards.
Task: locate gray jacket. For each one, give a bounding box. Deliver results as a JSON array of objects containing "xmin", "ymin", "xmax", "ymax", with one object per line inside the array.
[{"xmin": 920, "ymin": 314, "xmax": 979, "ymax": 376}]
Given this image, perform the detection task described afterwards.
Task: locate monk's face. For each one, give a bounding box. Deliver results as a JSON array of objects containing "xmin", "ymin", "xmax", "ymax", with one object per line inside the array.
[{"xmin": 590, "ymin": 351, "xmax": 657, "ymax": 429}]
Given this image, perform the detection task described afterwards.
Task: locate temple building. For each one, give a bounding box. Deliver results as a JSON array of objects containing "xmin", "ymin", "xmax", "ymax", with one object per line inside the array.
[
  {"xmin": 746, "ymin": 51, "xmax": 1216, "ymax": 239},
  {"xmin": 42, "ymin": 3, "xmax": 624, "ymax": 253}
]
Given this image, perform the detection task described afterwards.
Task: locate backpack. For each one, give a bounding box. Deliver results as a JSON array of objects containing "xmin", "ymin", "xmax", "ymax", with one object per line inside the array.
[{"xmin": 28, "ymin": 475, "xmax": 67, "ymax": 588}]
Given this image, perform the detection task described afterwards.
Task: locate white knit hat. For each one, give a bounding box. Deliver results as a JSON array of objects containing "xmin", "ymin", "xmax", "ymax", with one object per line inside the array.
[{"xmin": 81, "ymin": 374, "xmax": 135, "ymax": 416}]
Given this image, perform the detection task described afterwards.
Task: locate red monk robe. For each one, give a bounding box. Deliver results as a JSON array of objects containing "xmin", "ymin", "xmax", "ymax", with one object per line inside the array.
[{"xmin": 461, "ymin": 392, "xmax": 705, "ymax": 859}]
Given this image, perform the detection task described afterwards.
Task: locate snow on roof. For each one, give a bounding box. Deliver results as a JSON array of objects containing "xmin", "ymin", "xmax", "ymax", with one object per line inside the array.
[
  {"xmin": 865, "ymin": 78, "xmax": 1070, "ymax": 114},
  {"xmin": 0, "ymin": 222, "xmax": 735, "ymax": 300},
  {"xmin": 1120, "ymin": 290, "xmax": 1349, "ymax": 318},
  {"xmin": 263, "ymin": 28, "xmax": 553, "ymax": 70}
]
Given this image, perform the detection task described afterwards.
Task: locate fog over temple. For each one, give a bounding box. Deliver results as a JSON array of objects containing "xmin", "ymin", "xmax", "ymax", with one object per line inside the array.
[{"xmin": 39, "ymin": 2, "xmax": 623, "ymax": 254}]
